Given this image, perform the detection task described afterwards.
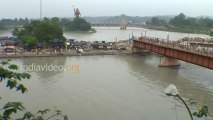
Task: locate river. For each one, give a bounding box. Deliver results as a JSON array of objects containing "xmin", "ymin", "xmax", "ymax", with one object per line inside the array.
[
  {"xmin": 0, "ymin": 27, "xmax": 213, "ymax": 120},
  {"xmin": 63, "ymin": 27, "xmax": 211, "ymax": 41}
]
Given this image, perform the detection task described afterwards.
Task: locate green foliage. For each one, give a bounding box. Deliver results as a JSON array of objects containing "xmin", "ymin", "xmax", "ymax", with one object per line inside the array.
[
  {"xmin": 170, "ymin": 13, "xmax": 186, "ymax": 26},
  {"xmin": 12, "ymin": 27, "xmax": 20, "ymax": 36},
  {"xmin": 189, "ymin": 99, "xmax": 208, "ymax": 118},
  {"xmin": 21, "ymin": 35, "xmax": 37, "ymax": 49},
  {"xmin": 37, "ymin": 109, "xmax": 50, "ymax": 115},
  {"xmin": 31, "ymin": 20, "xmax": 64, "ymax": 43},
  {"xmin": 170, "ymin": 13, "xmax": 190, "ymax": 27},
  {"xmin": 3, "ymin": 102, "xmax": 25, "ymax": 119},
  {"xmin": 0, "ymin": 18, "xmax": 29, "ymax": 30},
  {"xmin": 0, "ymin": 60, "xmax": 69, "ymax": 120},
  {"xmin": 65, "ymin": 18, "xmax": 92, "ymax": 31},
  {"xmin": 210, "ymin": 31, "xmax": 213, "ymax": 36},
  {"xmin": 169, "ymin": 13, "xmax": 213, "ymax": 31},
  {"xmin": 146, "ymin": 17, "xmax": 166, "ymax": 26},
  {"xmin": 189, "ymin": 99, "xmax": 196, "ymax": 105},
  {"xmin": 0, "ymin": 61, "xmax": 30, "ymax": 93},
  {"xmin": 0, "ymin": 22, "xmax": 5, "ymax": 30},
  {"xmin": 145, "ymin": 13, "xmax": 213, "ymax": 34},
  {"xmin": 13, "ymin": 18, "xmax": 65, "ymax": 48},
  {"xmin": 60, "ymin": 18, "xmax": 70, "ymax": 27},
  {"xmin": 193, "ymin": 105, "xmax": 208, "ymax": 118}
]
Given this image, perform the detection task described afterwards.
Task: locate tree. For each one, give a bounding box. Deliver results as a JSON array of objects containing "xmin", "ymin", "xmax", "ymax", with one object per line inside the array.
[
  {"xmin": 210, "ymin": 31, "xmax": 213, "ymax": 36},
  {"xmin": 33, "ymin": 20, "xmax": 65, "ymax": 43},
  {"xmin": 145, "ymin": 17, "xmax": 166, "ymax": 26},
  {"xmin": 0, "ymin": 60, "xmax": 69, "ymax": 120},
  {"xmin": 12, "ymin": 27, "xmax": 20, "ymax": 36},
  {"xmin": 65, "ymin": 18, "xmax": 92, "ymax": 31},
  {"xmin": 151, "ymin": 17, "xmax": 160, "ymax": 25},
  {"xmin": 51, "ymin": 17, "xmax": 60, "ymax": 24},
  {"xmin": 60, "ymin": 18, "xmax": 70, "ymax": 27},
  {"xmin": 170, "ymin": 13, "xmax": 186, "ymax": 26},
  {"xmin": 21, "ymin": 35, "xmax": 37, "ymax": 49},
  {"xmin": 0, "ymin": 22, "xmax": 5, "ymax": 29},
  {"xmin": 184, "ymin": 17, "xmax": 196, "ymax": 26},
  {"xmin": 145, "ymin": 21, "xmax": 151, "ymax": 25},
  {"xmin": 14, "ymin": 19, "xmax": 66, "ymax": 46}
]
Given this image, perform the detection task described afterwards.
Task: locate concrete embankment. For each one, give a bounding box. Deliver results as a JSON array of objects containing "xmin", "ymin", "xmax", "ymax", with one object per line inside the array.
[{"xmin": 0, "ymin": 50, "xmax": 132, "ymax": 58}]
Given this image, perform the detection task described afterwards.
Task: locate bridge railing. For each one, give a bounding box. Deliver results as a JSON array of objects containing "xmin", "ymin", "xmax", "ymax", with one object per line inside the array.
[{"xmin": 135, "ymin": 37, "xmax": 213, "ymax": 57}]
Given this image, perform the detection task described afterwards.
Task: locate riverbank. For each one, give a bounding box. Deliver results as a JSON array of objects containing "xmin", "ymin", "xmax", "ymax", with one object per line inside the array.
[
  {"xmin": 143, "ymin": 25, "xmax": 212, "ymax": 35},
  {"xmin": 64, "ymin": 28, "xmax": 97, "ymax": 33},
  {"xmin": 0, "ymin": 50, "xmax": 132, "ymax": 58}
]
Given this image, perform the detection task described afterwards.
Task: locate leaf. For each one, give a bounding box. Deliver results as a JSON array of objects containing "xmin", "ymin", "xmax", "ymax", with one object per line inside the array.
[
  {"xmin": 6, "ymin": 80, "xmax": 17, "ymax": 89},
  {"xmin": 23, "ymin": 112, "xmax": 35, "ymax": 119},
  {"xmin": 201, "ymin": 105, "xmax": 208, "ymax": 117},
  {"xmin": 194, "ymin": 105, "xmax": 208, "ymax": 118},
  {"xmin": 3, "ymin": 102, "xmax": 25, "ymax": 110},
  {"xmin": 193, "ymin": 112, "xmax": 198, "ymax": 116},
  {"xmin": 64, "ymin": 115, "xmax": 69, "ymax": 120},
  {"xmin": 189, "ymin": 99, "xmax": 196, "ymax": 105},
  {"xmin": 37, "ymin": 109, "xmax": 50, "ymax": 115},
  {"xmin": 8, "ymin": 64, "xmax": 19, "ymax": 70},
  {"xmin": 16, "ymin": 84, "xmax": 28, "ymax": 93},
  {"xmin": 14, "ymin": 73, "xmax": 22, "ymax": 81},
  {"xmin": 3, "ymin": 109, "xmax": 16, "ymax": 119},
  {"xmin": 34, "ymin": 116, "xmax": 45, "ymax": 120},
  {"xmin": 56, "ymin": 110, "xmax": 62, "ymax": 115},
  {"xmin": 3, "ymin": 102, "xmax": 25, "ymax": 119},
  {"xmin": 21, "ymin": 73, "xmax": 31, "ymax": 79}
]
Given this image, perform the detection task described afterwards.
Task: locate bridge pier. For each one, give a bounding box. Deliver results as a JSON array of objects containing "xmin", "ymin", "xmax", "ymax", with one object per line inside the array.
[{"xmin": 159, "ymin": 56, "xmax": 180, "ymax": 67}]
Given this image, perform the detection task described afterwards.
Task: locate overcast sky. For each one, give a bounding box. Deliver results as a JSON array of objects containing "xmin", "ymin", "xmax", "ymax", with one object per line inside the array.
[{"xmin": 0, "ymin": 0, "xmax": 213, "ymax": 19}]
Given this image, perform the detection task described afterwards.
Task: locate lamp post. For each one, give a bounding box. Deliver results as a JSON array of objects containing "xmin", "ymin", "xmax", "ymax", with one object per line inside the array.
[
  {"xmin": 164, "ymin": 84, "xmax": 193, "ymax": 120},
  {"xmin": 129, "ymin": 34, "xmax": 131, "ymax": 44},
  {"xmin": 167, "ymin": 32, "xmax": 169, "ymax": 42},
  {"xmin": 132, "ymin": 31, "xmax": 134, "ymax": 40},
  {"xmin": 40, "ymin": 0, "xmax": 43, "ymax": 20}
]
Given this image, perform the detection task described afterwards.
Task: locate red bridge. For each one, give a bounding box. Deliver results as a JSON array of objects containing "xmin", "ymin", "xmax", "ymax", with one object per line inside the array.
[{"xmin": 133, "ymin": 37, "xmax": 213, "ymax": 70}]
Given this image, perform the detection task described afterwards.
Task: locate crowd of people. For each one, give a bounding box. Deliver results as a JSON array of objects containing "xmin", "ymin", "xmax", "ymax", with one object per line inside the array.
[{"xmin": 138, "ymin": 36, "xmax": 213, "ymax": 56}]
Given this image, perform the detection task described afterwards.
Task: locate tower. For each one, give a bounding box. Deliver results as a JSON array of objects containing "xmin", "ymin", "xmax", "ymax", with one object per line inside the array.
[{"xmin": 120, "ymin": 14, "xmax": 127, "ymax": 30}]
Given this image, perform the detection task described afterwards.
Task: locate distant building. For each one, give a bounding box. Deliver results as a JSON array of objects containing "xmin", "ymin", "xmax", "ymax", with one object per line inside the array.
[
  {"xmin": 0, "ymin": 36, "xmax": 8, "ymax": 41},
  {"xmin": 0, "ymin": 36, "xmax": 20, "ymax": 46}
]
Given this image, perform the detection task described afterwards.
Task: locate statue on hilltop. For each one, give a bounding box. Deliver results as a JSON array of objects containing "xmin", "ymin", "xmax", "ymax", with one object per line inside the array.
[{"xmin": 74, "ymin": 8, "xmax": 81, "ymax": 18}]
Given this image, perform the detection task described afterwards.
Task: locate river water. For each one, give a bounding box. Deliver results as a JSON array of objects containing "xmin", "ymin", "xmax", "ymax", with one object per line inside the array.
[
  {"xmin": 0, "ymin": 27, "xmax": 213, "ymax": 120},
  {"xmin": 63, "ymin": 27, "xmax": 211, "ymax": 41}
]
